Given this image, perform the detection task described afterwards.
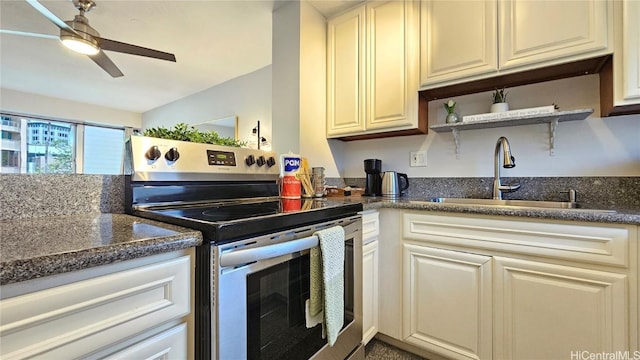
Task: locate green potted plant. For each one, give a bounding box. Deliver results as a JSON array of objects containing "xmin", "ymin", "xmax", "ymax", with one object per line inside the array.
[
  {"xmin": 490, "ymin": 88, "xmax": 509, "ymax": 113},
  {"xmin": 443, "ymin": 100, "xmax": 460, "ymax": 123},
  {"xmin": 143, "ymin": 123, "xmax": 245, "ymax": 147}
]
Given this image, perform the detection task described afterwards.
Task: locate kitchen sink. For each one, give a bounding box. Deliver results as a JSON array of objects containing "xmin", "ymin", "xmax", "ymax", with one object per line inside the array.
[{"xmin": 428, "ymin": 197, "xmax": 615, "ymax": 212}]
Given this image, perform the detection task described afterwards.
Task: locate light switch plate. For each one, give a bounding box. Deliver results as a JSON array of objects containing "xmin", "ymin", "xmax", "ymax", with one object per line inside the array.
[{"xmin": 410, "ymin": 151, "xmax": 427, "ymax": 167}]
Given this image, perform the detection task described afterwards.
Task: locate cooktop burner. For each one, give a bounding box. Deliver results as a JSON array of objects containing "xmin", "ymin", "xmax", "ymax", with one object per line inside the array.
[
  {"xmin": 135, "ymin": 198, "xmax": 362, "ymax": 244},
  {"xmin": 155, "ymin": 201, "xmax": 282, "ymax": 222}
]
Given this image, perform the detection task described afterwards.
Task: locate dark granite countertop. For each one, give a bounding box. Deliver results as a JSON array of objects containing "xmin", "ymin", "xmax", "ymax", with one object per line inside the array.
[
  {"xmin": 355, "ymin": 197, "xmax": 640, "ymax": 225},
  {"xmin": 2, "ymin": 197, "xmax": 638, "ymax": 286},
  {"xmin": 0, "ymin": 213, "xmax": 203, "ymax": 285}
]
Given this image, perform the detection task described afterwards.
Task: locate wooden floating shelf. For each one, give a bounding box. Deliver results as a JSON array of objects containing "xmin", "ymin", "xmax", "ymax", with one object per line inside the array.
[{"xmin": 430, "ymin": 108, "xmax": 594, "ymax": 157}]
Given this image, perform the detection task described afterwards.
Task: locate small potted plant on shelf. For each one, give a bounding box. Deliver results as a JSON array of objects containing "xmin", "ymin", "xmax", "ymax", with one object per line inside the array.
[
  {"xmin": 443, "ymin": 99, "xmax": 460, "ymax": 123},
  {"xmin": 490, "ymin": 88, "xmax": 509, "ymax": 113}
]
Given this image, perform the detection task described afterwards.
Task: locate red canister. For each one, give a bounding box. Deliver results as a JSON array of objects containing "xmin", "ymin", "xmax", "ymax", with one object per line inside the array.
[
  {"xmin": 280, "ymin": 154, "xmax": 302, "ymax": 199},
  {"xmin": 281, "ymin": 175, "xmax": 301, "ymax": 198}
]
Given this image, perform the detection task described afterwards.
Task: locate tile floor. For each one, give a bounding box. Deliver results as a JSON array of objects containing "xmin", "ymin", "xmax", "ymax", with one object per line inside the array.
[{"xmin": 364, "ymin": 339, "xmax": 426, "ymax": 360}]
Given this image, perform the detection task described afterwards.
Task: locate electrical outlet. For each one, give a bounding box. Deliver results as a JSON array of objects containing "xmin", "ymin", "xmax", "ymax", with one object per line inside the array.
[{"xmin": 410, "ymin": 151, "xmax": 427, "ymax": 167}]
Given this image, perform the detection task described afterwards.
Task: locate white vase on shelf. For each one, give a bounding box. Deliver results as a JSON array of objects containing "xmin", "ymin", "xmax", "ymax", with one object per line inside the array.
[{"xmin": 490, "ymin": 102, "xmax": 509, "ymax": 113}]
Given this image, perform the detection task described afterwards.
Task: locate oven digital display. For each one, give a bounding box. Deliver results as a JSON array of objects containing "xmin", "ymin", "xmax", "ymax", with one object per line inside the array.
[{"xmin": 207, "ymin": 150, "xmax": 236, "ymax": 166}]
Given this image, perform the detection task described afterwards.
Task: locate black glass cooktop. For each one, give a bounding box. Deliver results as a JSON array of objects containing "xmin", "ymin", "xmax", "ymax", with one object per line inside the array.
[
  {"xmin": 135, "ymin": 198, "xmax": 362, "ymax": 244},
  {"xmin": 156, "ymin": 200, "xmax": 283, "ymax": 222}
]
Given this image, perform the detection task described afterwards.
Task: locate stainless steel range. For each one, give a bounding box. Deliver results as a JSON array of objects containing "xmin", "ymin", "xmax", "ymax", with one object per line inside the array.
[{"xmin": 125, "ymin": 136, "xmax": 364, "ymax": 360}]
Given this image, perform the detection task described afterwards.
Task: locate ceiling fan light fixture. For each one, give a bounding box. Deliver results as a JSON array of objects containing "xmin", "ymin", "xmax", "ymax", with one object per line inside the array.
[
  {"xmin": 60, "ymin": 16, "xmax": 100, "ymax": 56},
  {"xmin": 61, "ymin": 34, "xmax": 99, "ymax": 55}
]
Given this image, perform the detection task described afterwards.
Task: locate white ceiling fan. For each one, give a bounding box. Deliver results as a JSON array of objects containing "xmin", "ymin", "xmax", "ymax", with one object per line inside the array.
[{"xmin": 1, "ymin": 0, "xmax": 176, "ymax": 78}]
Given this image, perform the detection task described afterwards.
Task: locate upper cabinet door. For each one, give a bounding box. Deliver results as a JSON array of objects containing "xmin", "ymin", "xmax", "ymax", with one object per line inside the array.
[
  {"xmin": 499, "ymin": 0, "xmax": 610, "ymax": 70},
  {"xmin": 420, "ymin": 0, "xmax": 498, "ymax": 87},
  {"xmin": 622, "ymin": 0, "xmax": 640, "ymax": 101},
  {"xmin": 366, "ymin": 0, "xmax": 419, "ymax": 131},
  {"xmin": 327, "ymin": 6, "xmax": 366, "ymax": 137}
]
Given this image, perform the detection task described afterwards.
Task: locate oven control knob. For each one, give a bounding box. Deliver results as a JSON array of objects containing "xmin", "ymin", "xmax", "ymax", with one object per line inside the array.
[
  {"xmin": 245, "ymin": 155, "xmax": 256, "ymax": 166},
  {"xmin": 256, "ymin": 156, "xmax": 266, "ymax": 167},
  {"xmin": 266, "ymin": 156, "xmax": 276, "ymax": 168},
  {"xmin": 164, "ymin": 147, "xmax": 180, "ymax": 162},
  {"xmin": 145, "ymin": 146, "xmax": 161, "ymax": 161}
]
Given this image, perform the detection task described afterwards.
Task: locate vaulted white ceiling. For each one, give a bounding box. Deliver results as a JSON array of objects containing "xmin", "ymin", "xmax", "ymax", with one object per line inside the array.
[{"xmin": 1, "ymin": 0, "xmax": 329, "ymax": 114}]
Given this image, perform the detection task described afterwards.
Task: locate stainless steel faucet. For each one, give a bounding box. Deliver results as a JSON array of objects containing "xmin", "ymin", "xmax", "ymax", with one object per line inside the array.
[{"xmin": 493, "ymin": 136, "xmax": 521, "ymax": 200}]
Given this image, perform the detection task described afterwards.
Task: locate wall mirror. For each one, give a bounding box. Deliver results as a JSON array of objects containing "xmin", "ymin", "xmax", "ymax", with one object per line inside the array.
[{"xmin": 191, "ymin": 115, "xmax": 238, "ymax": 140}]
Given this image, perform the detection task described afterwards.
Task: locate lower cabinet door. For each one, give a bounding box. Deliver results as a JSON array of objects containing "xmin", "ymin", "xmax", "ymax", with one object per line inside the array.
[
  {"xmin": 403, "ymin": 244, "xmax": 492, "ymax": 360},
  {"xmin": 493, "ymin": 257, "xmax": 629, "ymax": 358},
  {"xmin": 362, "ymin": 240, "xmax": 379, "ymax": 344}
]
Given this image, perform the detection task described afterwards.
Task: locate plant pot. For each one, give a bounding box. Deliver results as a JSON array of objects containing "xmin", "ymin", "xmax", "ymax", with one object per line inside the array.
[
  {"xmin": 445, "ymin": 112, "xmax": 460, "ymax": 124},
  {"xmin": 490, "ymin": 102, "xmax": 509, "ymax": 113}
]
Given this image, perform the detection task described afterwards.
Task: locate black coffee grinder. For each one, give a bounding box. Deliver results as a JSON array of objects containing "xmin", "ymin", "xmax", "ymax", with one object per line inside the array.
[{"xmin": 364, "ymin": 159, "xmax": 382, "ymax": 197}]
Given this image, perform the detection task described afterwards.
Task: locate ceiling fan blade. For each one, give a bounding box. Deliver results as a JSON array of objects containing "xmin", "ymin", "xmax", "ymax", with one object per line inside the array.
[
  {"xmin": 89, "ymin": 50, "xmax": 124, "ymax": 78},
  {"xmin": 0, "ymin": 29, "xmax": 58, "ymax": 40},
  {"xmin": 24, "ymin": 0, "xmax": 79, "ymax": 35},
  {"xmin": 99, "ymin": 37, "xmax": 176, "ymax": 62}
]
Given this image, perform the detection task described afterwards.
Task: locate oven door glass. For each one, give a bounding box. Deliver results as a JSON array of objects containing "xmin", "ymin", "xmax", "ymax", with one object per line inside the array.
[{"xmin": 245, "ymin": 240, "xmax": 354, "ymax": 360}]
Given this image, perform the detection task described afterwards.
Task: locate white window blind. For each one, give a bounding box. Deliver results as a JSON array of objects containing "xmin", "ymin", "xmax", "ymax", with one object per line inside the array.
[{"xmin": 83, "ymin": 126, "xmax": 124, "ymax": 174}]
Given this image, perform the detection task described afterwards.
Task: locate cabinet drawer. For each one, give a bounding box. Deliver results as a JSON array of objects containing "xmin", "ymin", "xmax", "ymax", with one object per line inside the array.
[
  {"xmin": 0, "ymin": 255, "xmax": 191, "ymax": 359},
  {"xmin": 361, "ymin": 210, "xmax": 380, "ymax": 243},
  {"xmin": 100, "ymin": 323, "xmax": 188, "ymax": 360},
  {"xmin": 403, "ymin": 212, "xmax": 633, "ymax": 267}
]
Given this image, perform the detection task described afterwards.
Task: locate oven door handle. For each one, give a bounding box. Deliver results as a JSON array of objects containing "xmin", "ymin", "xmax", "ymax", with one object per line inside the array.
[{"xmin": 219, "ymin": 235, "xmax": 319, "ymax": 268}]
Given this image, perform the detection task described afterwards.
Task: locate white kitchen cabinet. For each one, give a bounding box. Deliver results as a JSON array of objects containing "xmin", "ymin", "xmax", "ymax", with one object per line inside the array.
[
  {"xmin": 0, "ymin": 249, "xmax": 194, "ymax": 360},
  {"xmin": 403, "ymin": 244, "xmax": 492, "ymax": 360},
  {"xmin": 420, "ymin": 0, "xmax": 611, "ymax": 88},
  {"xmin": 396, "ymin": 211, "xmax": 638, "ymax": 359},
  {"xmin": 613, "ymin": 0, "xmax": 640, "ymax": 106},
  {"xmin": 362, "ymin": 240, "xmax": 379, "ymax": 344},
  {"xmin": 327, "ymin": 5, "xmax": 366, "ymax": 135},
  {"xmin": 499, "ymin": 0, "xmax": 610, "ymax": 70},
  {"xmin": 377, "ymin": 209, "xmax": 404, "ymax": 341},
  {"xmin": 420, "ymin": 0, "xmax": 497, "ymax": 86},
  {"xmin": 493, "ymin": 256, "xmax": 628, "ymax": 358},
  {"xmin": 99, "ymin": 323, "xmax": 188, "ymax": 360},
  {"xmin": 361, "ymin": 210, "xmax": 379, "ymax": 344},
  {"xmin": 327, "ymin": 0, "xmax": 422, "ymax": 139}
]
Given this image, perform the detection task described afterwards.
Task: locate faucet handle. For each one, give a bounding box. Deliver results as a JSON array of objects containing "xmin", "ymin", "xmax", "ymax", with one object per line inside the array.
[
  {"xmin": 503, "ymin": 183, "xmax": 521, "ymax": 193},
  {"xmin": 560, "ymin": 189, "xmax": 577, "ymax": 202}
]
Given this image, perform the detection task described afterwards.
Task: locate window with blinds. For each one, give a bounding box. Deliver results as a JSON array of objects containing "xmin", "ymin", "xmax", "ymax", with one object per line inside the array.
[{"xmin": 0, "ymin": 113, "xmax": 128, "ymax": 175}]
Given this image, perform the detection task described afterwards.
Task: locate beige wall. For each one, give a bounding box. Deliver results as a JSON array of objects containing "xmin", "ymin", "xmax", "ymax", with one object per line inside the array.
[
  {"xmin": 0, "ymin": 88, "xmax": 141, "ymax": 128},
  {"xmin": 141, "ymin": 65, "xmax": 272, "ymax": 146},
  {"xmin": 335, "ymin": 75, "xmax": 640, "ymax": 178},
  {"xmin": 299, "ymin": 1, "xmax": 345, "ymax": 178},
  {"xmin": 272, "ymin": 1, "xmax": 301, "ymax": 155}
]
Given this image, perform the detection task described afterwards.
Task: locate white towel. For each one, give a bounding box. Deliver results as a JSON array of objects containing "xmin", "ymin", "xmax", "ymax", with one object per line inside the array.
[{"xmin": 309, "ymin": 225, "xmax": 345, "ymax": 346}]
